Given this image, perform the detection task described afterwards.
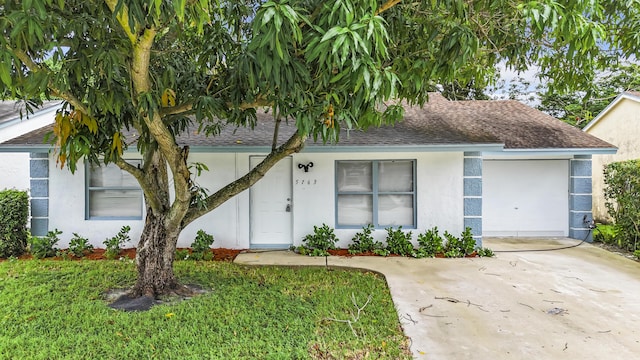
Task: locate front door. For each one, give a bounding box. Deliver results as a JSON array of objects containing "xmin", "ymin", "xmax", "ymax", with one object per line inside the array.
[{"xmin": 250, "ymin": 156, "xmax": 293, "ymax": 248}]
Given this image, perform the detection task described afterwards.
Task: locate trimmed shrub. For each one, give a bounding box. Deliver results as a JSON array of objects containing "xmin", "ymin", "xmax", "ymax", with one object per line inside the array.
[
  {"xmin": 190, "ymin": 230, "xmax": 214, "ymax": 261},
  {"xmin": 29, "ymin": 229, "xmax": 62, "ymax": 259},
  {"xmin": 0, "ymin": 190, "xmax": 29, "ymax": 258},
  {"xmin": 299, "ymin": 224, "xmax": 338, "ymax": 256},
  {"xmin": 103, "ymin": 226, "xmax": 131, "ymax": 259},
  {"xmin": 416, "ymin": 226, "xmax": 444, "ymax": 258},
  {"xmin": 348, "ymin": 224, "xmax": 384, "ymax": 254},
  {"xmin": 385, "ymin": 226, "xmax": 414, "ymax": 256}
]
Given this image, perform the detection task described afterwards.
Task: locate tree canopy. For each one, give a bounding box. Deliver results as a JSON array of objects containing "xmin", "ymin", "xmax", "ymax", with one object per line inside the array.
[{"xmin": 1, "ymin": 0, "xmax": 635, "ymax": 296}]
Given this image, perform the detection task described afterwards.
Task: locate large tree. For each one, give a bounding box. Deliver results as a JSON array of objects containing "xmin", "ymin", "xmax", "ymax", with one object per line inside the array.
[
  {"xmin": 0, "ymin": 0, "xmax": 627, "ymax": 297},
  {"xmin": 536, "ymin": 63, "xmax": 640, "ymax": 128}
]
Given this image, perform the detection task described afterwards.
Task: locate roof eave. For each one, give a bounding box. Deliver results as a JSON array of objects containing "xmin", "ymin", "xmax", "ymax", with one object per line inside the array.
[
  {"xmin": 188, "ymin": 143, "xmax": 506, "ymax": 153},
  {"xmin": 0, "ymin": 145, "xmax": 52, "ymax": 153},
  {"xmin": 485, "ymin": 147, "xmax": 618, "ymax": 156}
]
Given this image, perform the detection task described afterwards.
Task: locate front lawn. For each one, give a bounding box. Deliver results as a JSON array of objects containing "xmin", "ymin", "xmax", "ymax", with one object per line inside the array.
[{"xmin": 0, "ymin": 260, "xmax": 410, "ymax": 359}]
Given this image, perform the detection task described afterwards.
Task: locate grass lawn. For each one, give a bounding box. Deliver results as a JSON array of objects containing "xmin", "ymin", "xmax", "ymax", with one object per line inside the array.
[{"xmin": 0, "ymin": 259, "xmax": 410, "ymax": 359}]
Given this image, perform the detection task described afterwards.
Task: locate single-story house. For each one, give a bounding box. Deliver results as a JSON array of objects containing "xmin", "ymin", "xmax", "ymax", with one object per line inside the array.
[
  {"xmin": 0, "ymin": 94, "xmax": 615, "ymax": 249},
  {"xmin": 583, "ymin": 91, "xmax": 640, "ymax": 222}
]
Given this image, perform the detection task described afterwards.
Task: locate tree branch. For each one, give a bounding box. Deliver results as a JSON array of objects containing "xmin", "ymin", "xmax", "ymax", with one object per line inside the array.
[
  {"xmin": 376, "ymin": 0, "xmax": 402, "ymax": 15},
  {"xmin": 271, "ymin": 109, "xmax": 281, "ymax": 151},
  {"xmin": 12, "ymin": 49, "xmax": 88, "ymax": 114},
  {"xmin": 104, "ymin": 0, "xmax": 138, "ymax": 44},
  {"xmin": 160, "ymin": 102, "xmax": 193, "ymax": 116},
  {"xmin": 181, "ymin": 130, "xmax": 306, "ymax": 226}
]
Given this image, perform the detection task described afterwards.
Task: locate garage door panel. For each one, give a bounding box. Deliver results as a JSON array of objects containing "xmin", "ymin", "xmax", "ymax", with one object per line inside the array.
[{"xmin": 483, "ymin": 160, "xmax": 569, "ymax": 237}]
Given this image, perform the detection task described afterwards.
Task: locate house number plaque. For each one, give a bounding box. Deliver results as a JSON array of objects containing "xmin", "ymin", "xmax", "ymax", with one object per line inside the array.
[{"xmin": 295, "ymin": 179, "xmax": 317, "ymax": 185}]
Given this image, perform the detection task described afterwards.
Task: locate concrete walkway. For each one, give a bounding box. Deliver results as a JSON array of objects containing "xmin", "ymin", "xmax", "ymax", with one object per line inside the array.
[{"xmin": 235, "ymin": 238, "xmax": 640, "ymax": 359}]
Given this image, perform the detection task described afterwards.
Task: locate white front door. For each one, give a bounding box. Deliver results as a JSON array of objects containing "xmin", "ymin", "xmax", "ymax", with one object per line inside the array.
[{"xmin": 250, "ymin": 156, "xmax": 293, "ymax": 248}]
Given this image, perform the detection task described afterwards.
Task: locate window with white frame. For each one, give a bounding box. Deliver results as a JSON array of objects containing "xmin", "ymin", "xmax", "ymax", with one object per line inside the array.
[
  {"xmin": 336, "ymin": 160, "xmax": 416, "ymax": 228},
  {"xmin": 86, "ymin": 161, "xmax": 143, "ymax": 219}
]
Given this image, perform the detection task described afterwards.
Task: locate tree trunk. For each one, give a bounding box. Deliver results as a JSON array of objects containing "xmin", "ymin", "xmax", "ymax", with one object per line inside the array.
[{"xmin": 131, "ymin": 210, "xmax": 182, "ymax": 297}]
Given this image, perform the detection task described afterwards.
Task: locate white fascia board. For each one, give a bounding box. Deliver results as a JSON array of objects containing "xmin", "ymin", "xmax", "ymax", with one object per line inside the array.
[
  {"xmin": 583, "ymin": 92, "xmax": 640, "ymax": 132},
  {"xmin": 484, "ymin": 147, "xmax": 618, "ymax": 157}
]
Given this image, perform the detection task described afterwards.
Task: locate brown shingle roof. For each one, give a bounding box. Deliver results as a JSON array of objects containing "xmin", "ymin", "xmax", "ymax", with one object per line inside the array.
[{"xmin": 1, "ymin": 94, "xmax": 614, "ymax": 151}]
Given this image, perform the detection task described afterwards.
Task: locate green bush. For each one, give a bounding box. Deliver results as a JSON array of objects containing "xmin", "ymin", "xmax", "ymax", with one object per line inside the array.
[
  {"xmin": 175, "ymin": 249, "xmax": 190, "ymax": 260},
  {"xmin": 29, "ymin": 229, "xmax": 62, "ymax": 259},
  {"xmin": 415, "ymin": 226, "xmax": 444, "ymax": 258},
  {"xmin": 604, "ymin": 160, "xmax": 640, "ymax": 251},
  {"xmin": 460, "ymin": 227, "xmax": 477, "ymax": 255},
  {"xmin": 0, "ymin": 190, "xmax": 29, "ymax": 258},
  {"xmin": 299, "ymin": 224, "xmax": 338, "ymax": 256},
  {"xmin": 477, "ymin": 247, "xmax": 495, "ymax": 257},
  {"xmin": 593, "ymin": 224, "xmax": 617, "ymax": 245},
  {"xmin": 103, "ymin": 226, "xmax": 131, "ymax": 260},
  {"xmin": 190, "ymin": 230, "xmax": 214, "ymax": 261},
  {"xmin": 443, "ymin": 231, "xmax": 463, "ymax": 258},
  {"xmin": 68, "ymin": 233, "xmax": 94, "ymax": 258},
  {"xmin": 348, "ymin": 224, "xmax": 384, "ymax": 254},
  {"xmin": 385, "ymin": 226, "xmax": 415, "ymax": 256}
]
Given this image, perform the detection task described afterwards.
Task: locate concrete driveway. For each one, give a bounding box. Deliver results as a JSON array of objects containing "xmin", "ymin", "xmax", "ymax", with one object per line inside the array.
[{"xmin": 235, "ymin": 238, "xmax": 640, "ymax": 359}]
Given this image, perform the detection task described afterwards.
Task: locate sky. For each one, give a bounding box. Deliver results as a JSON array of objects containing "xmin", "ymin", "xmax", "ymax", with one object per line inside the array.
[{"xmin": 489, "ymin": 62, "xmax": 541, "ymax": 106}]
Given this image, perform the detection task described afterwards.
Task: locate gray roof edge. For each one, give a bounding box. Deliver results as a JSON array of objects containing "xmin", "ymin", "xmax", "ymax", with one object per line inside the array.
[
  {"xmin": 188, "ymin": 143, "xmax": 507, "ymax": 153},
  {"xmin": 0, "ymin": 145, "xmax": 52, "ymax": 153},
  {"xmin": 484, "ymin": 147, "xmax": 618, "ymax": 156}
]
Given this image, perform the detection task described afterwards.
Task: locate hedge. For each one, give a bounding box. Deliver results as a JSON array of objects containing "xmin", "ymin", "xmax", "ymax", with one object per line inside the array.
[
  {"xmin": 604, "ymin": 160, "xmax": 640, "ymax": 251},
  {"xmin": 0, "ymin": 189, "xmax": 29, "ymax": 258}
]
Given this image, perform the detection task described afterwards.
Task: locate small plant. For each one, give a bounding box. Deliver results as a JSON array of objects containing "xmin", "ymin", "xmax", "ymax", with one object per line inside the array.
[
  {"xmin": 443, "ymin": 231, "xmax": 464, "ymax": 258},
  {"xmin": 634, "ymin": 250, "xmax": 640, "ymax": 260},
  {"xmin": 300, "ymin": 224, "xmax": 339, "ymax": 256},
  {"xmin": 175, "ymin": 249, "xmax": 190, "ymax": 260},
  {"xmin": 55, "ymin": 249, "xmax": 73, "ymax": 260},
  {"xmin": 593, "ymin": 224, "xmax": 616, "ymax": 245},
  {"xmin": 460, "ymin": 227, "xmax": 477, "ymax": 256},
  {"xmin": 385, "ymin": 226, "xmax": 415, "ymax": 256},
  {"xmin": 103, "ymin": 226, "xmax": 131, "ymax": 260},
  {"xmin": 477, "ymin": 247, "xmax": 495, "ymax": 257},
  {"xmin": 190, "ymin": 230, "xmax": 214, "ymax": 260},
  {"xmin": 29, "ymin": 229, "xmax": 62, "ymax": 259},
  {"xmin": 348, "ymin": 225, "xmax": 384, "ymax": 254},
  {"xmin": 416, "ymin": 227, "xmax": 444, "ymax": 258},
  {"xmin": 68, "ymin": 233, "xmax": 94, "ymax": 258}
]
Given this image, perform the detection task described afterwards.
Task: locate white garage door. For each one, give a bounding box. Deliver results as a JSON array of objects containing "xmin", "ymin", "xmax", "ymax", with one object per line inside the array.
[{"xmin": 483, "ymin": 160, "xmax": 569, "ymax": 237}]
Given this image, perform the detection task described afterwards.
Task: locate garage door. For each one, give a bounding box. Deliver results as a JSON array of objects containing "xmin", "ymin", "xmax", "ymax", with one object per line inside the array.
[{"xmin": 483, "ymin": 160, "xmax": 569, "ymax": 237}]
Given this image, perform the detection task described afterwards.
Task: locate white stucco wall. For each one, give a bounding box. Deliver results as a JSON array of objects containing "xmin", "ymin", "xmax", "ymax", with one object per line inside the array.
[
  {"xmin": 0, "ymin": 153, "xmax": 30, "ymax": 191},
  {"xmin": 291, "ymin": 151, "xmax": 464, "ymax": 248},
  {"xmin": 45, "ymin": 150, "xmax": 464, "ymax": 249},
  {"xmin": 586, "ymin": 98, "xmax": 640, "ymax": 221}
]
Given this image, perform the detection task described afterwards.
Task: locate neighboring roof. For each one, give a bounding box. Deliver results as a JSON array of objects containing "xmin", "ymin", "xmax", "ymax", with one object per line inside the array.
[
  {"xmin": 0, "ymin": 100, "xmax": 61, "ymax": 126},
  {"xmin": 583, "ymin": 91, "xmax": 640, "ymax": 132},
  {"xmin": 1, "ymin": 93, "xmax": 615, "ymax": 154}
]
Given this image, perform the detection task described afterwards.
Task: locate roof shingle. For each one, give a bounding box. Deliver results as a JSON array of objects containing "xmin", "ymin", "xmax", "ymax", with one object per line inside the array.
[{"xmin": 1, "ymin": 94, "xmax": 614, "ymax": 150}]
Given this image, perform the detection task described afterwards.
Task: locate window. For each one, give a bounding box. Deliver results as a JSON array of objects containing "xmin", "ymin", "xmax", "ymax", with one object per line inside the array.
[
  {"xmin": 336, "ymin": 160, "xmax": 416, "ymax": 228},
  {"xmin": 86, "ymin": 161, "xmax": 143, "ymax": 219}
]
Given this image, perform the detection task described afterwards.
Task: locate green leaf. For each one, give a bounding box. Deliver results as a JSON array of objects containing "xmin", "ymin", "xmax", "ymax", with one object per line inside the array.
[{"xmin": 0, "ymin": 57, "xmax": 11, "ymax": 86}]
